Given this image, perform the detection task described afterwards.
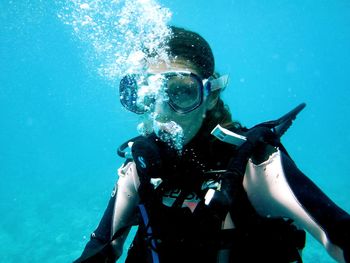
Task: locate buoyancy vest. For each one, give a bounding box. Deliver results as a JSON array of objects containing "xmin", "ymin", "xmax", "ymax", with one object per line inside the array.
[{"xmin": 126, "ymin": 133, "xmax": 306, "ymax": 263}]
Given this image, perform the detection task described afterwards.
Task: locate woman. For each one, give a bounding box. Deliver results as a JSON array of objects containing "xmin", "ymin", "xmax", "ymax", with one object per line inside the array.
[{"xmin": 75, "ymin": 26, "xmax": 350, "ymax": 263}]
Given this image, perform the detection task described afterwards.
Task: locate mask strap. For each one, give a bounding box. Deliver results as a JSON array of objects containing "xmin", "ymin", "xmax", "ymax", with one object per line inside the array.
[{"xmin": 208, "ymin": 74, "xmax": 229, "ymax": 92}]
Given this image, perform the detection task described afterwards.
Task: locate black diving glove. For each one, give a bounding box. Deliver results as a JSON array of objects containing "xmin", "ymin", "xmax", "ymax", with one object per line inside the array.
[
  {"xmin": 131, "ymin": 133, "xmax": 179, "ymax": 179},
  {"xmin": 205, "ymin": 126, "xmax": 280, "ymax": 216},
  {"xmin": 228, "ymin": 126, "xmax": 280, "ymax": 173},
  {"xmin": 131, "ymin": 133, "xmax": 181, "ymax": 205}
]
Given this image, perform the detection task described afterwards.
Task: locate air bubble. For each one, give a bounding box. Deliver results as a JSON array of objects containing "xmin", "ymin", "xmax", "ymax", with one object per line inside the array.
[{"xmin": 58, "ymin": 0, "xmax": 172, "ymax": 80}]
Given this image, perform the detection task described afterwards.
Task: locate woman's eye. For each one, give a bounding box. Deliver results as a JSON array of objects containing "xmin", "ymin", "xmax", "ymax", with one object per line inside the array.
[{"xmin": 169, "ymin": 85, "xmax": 194, "ymax": 98}]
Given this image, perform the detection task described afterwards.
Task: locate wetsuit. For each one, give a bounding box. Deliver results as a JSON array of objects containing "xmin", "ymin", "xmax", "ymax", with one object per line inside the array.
[{"xmin": 75, "ymin": 133, "xmax": 350, "ymax": 263}]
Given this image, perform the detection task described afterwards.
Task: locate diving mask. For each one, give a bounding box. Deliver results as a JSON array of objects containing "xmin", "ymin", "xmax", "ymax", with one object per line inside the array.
[{"xmin": 119, "ymin": 71, "xmax": 228, "ymax": 114}]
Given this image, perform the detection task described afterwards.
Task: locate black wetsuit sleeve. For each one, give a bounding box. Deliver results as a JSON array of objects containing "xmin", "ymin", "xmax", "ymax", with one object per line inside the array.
[
  {"xmin": 74, "ymin": 161, "xmax": 141, "ymax": 263},
  {"xmin": 280, "ymin": 151, "xmax": 350, "ymax": 262},
  {"xmin": 74, "ymin": 192, "xmax": 118, "ymax": 263}
]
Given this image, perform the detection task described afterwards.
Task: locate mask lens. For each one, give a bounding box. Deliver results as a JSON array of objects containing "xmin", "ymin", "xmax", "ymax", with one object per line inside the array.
[
  {"xmin": 166, "ymin": 73, "xmax": 202, "ymax": 113},
  {"xmin": 119, "ymin": 74, "xmax": 145, "ymax": 114},
  {"xmin": 119, "ymin": 72, "xmax": 204, "ymax": 114}
]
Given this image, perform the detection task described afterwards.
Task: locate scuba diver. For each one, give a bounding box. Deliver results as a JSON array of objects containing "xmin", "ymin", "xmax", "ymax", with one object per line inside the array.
[{"xmin": 74, "ymin": 26, "xmax": 350, "ymax": 262}]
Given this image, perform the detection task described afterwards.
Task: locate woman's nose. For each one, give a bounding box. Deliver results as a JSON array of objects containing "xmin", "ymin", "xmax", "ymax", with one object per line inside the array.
[{"xmin": 154, "ymin": 99, "xmax": 171, "ymax": 115}]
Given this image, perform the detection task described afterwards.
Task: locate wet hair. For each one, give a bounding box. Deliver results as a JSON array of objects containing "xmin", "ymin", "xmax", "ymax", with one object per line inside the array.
[{"xmin": 166, "ymin": 26, "xmax": 214, "ymax": 79}]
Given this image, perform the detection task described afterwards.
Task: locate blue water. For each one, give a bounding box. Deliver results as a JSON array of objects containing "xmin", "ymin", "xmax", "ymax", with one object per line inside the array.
[{"xmin": 1, "ymin": 0, "xmax": 350, "ymax": 262}]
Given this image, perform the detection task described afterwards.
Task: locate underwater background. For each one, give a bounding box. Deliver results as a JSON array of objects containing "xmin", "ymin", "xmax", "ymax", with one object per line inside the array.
[{"xmin": 1, "ymin": 0, "xmax": 350, "ymax": 262}]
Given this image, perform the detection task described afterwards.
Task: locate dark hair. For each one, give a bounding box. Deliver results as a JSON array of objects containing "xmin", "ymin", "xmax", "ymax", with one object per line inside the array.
[{"xmin": 167, "ymin": 26, "xmax": 214, "ymax": 79}]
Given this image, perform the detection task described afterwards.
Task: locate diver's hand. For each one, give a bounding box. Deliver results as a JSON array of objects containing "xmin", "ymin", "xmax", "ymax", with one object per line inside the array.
[
  {"xmin": 131, "ymin": 133, "xmax": 178, "ymax": 179},
  {"xmin": 226, "ymin": 126, "xmax": 279, "ymax": 173},
  {"xmin": 131, "ymin": 134, "xmax": 163, "ymax": 179},
  {"xmin": 244, "ymin": 126, "xmax": 280, "ymax": 148},
  {"xmin": 206, "ymin": 127, "xmax": 280, "ymax": 221}
]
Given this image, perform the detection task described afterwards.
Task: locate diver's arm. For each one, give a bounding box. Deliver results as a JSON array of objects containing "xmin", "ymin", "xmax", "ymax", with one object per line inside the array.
[
  {"xmin": 75, "ymin": 161, "xmax": 140, "ymax": 262},
  {"xmin": 110, "ymin": 161, "xmax": 140, "ymax": 258},
  {"xmin": 243, "ymin": 147, "xmax": 350, "ymax": 263},
  {"xmin": 75, "ymin": 190, "xmax": 121, "ymax": 263}
]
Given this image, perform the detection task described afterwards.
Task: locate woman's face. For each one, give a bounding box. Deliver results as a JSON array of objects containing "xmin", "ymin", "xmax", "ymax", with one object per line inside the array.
[{"xmin": 148, "ymin": 60, "xmax": 217, "ymax": 145}]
